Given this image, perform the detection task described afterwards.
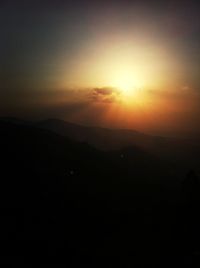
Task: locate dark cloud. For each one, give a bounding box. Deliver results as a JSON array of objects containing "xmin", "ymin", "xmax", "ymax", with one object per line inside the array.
[
  {"xmin": 90, "ymin": 87, "xmax": 120, "ymax": 103},
  {"xmin": 93, "ymin": 87, "xmax": 115, "ymax": 95}
]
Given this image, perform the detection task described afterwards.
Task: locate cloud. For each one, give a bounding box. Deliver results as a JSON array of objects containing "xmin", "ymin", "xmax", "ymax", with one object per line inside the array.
[
  {"xmin": 90, "ymin": 87, "xmax": 120, "ymax": 103},
  {"xmin": 93, "ymin": 87, "xmax": 114, "ymax": 95}
]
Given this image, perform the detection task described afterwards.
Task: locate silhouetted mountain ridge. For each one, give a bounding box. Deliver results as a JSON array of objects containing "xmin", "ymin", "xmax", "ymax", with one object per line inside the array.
[
  {"xmin": 34, "ymin": 119, "xmax": 200, "ymax": 169},
  {"xmin": 0, "ymin": 120, "xmax": 199, "ymax": 266},
  {"xmin": 1, "ymin": 117, "xmax": 200, "ymax": 169}
]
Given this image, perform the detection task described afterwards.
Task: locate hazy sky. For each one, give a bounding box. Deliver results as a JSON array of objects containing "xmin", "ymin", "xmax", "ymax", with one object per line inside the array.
[{"xmin": 1, "ymin": 0, "xmax": 200, "ymax": 135}]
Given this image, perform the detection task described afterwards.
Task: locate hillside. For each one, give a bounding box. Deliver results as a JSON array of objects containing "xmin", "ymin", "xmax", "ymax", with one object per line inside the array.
[
  {"xmin": 1, "ymin": 117, "xmax": 200, "ymax": 169},
  {"xmin": 0, "ymin": 121, "xmax": 200, "ymax": 266}
]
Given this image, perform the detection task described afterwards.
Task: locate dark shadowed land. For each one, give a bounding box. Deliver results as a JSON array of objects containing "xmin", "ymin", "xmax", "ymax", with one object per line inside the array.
[{"xmin": 1, "ymin": 119, "xmax": 200, "ymax": 266}]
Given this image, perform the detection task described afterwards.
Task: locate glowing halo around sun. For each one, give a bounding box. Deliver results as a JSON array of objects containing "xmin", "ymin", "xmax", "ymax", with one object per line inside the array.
[
  {"xmin": 108, "ymin": 68, "xmax": 145, "ymax": 97},
  {"xmin": 110, "ymin": 76, "xmax": 142, "ymax": 95},
  {"xmin": 62, "ymin": 34, "xmax": 181, "ymax": 103}
]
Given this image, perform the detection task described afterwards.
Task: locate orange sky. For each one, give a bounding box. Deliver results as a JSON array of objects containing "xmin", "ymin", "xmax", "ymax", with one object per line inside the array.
[{"xmin": 1, "ymin": 1, "xmax": 200, "ymax": 136}]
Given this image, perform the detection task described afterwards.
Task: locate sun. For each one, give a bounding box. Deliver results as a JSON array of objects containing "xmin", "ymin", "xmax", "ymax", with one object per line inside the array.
[
  {"xmin": 113, "ymin": 77, "xmax": 137, "ymax": 94},
  {"xmin": 109, "ymin": 70, "xmax": 144, "ymax": 96}
]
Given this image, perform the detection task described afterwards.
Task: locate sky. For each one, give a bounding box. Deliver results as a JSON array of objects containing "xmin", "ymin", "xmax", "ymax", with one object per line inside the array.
[{"xmin": 0, "ymin": 0, "xmax": 200, "ymax": 136}]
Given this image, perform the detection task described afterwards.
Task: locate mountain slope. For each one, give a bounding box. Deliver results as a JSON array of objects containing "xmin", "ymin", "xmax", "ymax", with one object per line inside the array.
[
  {"xmin": 1, "ymin": 117, "xmax": 200, "ymax": 169},
  {"xmin": 35, "ymin": 118, "xmax": 200, "ymax": 169},
  {"xmin": 0, "ymin": 121, "xmax": 197, "ymax": 266}
]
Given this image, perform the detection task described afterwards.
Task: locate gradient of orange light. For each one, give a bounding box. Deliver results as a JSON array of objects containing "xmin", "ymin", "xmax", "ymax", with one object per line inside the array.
[{"xmin": 81, "ymin": 89, "xmax": 193, "ymax": 133}]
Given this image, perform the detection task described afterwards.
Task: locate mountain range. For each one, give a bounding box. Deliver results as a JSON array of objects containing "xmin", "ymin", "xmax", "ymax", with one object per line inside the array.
[
  {"xmin": 0, "ymin": 118, "xmax": 199, "ymax": 266},
  {"xmin": 1, "ymin": 117, "xmax": 199, "ymax": 169}
]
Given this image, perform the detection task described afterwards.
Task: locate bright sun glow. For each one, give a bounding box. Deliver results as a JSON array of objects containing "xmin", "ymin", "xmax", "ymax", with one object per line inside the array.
[
  {"xmin": 63, "ymin": 36, "xmax": 180, "ymax": 100},
  {"xmin": 112, "ymin": 76, "xmax": 141, "ymax": 94},
  {"xmin": 109, "ymin": 68, "xmax": 144, "ymax": 96}
]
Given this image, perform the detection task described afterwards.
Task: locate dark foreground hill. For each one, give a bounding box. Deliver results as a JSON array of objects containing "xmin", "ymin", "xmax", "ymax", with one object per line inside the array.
[
  {"xmin": 0, "ymin": 121, "xmax": 200, "ymax": 266},
  {"xmin": 36, "ymin": 119, "xmax": 200, "ymax": 169},
  {"xmin": 1, "ymin": 117, "xmax": 200, "ymax": 170}
]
